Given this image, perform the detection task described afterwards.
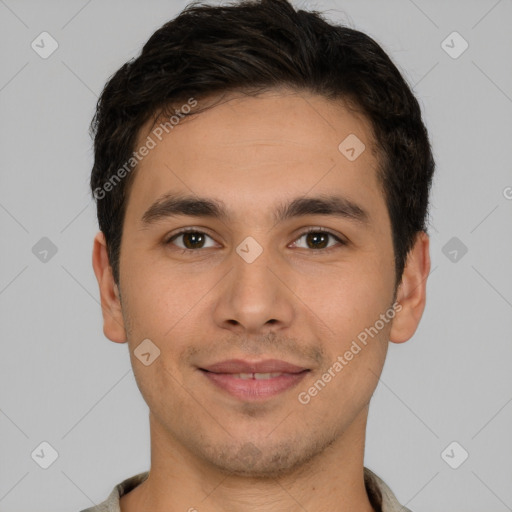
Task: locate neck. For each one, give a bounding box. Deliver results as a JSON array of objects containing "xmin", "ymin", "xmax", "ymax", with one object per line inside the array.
[{"xmin": 120, "ymin": 406, "xmax": 375, "ymax": 512}]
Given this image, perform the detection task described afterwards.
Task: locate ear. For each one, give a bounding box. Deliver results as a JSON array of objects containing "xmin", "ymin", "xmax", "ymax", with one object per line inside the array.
[
  {"xmin": 91, "ymin": 231, "xmax": 127, "ymax": 343},
  {"xmin": 389, "ymin": 231, "xmax": 431, "ymax": 344}
]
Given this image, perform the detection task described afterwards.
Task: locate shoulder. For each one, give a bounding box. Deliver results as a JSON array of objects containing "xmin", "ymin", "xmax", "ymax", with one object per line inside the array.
[
  {"xmin": 364, "ymin": 467, "xmax": 414, "ymax": 512},
  {"xmin": 78, "ymin": 471, "xmax": 150, "ymax": 512}
]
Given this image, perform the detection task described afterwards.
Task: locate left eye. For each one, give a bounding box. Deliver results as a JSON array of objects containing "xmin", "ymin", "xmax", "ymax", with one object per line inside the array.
[
  {"xmin": 165, "ymin": 228, "xmax": 345, "ymax": 251},
  {"xmin": 291, "ymin": 229, "xmax": 345, "ymax": 250}
]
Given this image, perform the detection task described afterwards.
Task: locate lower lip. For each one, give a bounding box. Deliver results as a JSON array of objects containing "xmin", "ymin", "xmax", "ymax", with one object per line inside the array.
[{"xmin": 200, "ymin": 370, "xmax": 309, "ymax": 401}]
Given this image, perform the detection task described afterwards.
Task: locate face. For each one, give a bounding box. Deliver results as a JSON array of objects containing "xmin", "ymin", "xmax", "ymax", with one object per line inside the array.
[{"xmin": 97, "ymin": 89, "xmax": 413, "ymax": 478}]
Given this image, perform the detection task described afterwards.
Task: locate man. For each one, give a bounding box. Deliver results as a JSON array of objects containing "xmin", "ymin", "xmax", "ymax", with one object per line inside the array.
[{"xmin": 87, "ymin": 0, "xmax": 434, "ymax": 510}]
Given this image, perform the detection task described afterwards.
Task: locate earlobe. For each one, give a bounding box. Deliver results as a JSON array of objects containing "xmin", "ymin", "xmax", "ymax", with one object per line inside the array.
[
  {"xmin": 91, "ymin": 231, "xmax": 127, "ymax": 343},
  {"xmin": 389, "ymin": 231, "xmax": 431, "ymax": 344}
]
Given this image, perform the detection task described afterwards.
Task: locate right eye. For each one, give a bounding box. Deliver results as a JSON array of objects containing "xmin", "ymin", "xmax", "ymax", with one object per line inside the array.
[{"xmin": 165, "ymin": 229, "xmax": 219, "ymax": 251}]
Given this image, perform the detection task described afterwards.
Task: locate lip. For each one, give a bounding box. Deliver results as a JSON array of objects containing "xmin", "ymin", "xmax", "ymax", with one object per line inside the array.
[
  {"xmin": 199, "ymin": 359, "xmax": 310, "ymax": 401},
  {"xmin": 200, "ymin": 368, "xmax": 309, "ymax": 401},
  {"xmin": 201, "ymin": 358, "xmax": 308, "ymax": 374}
]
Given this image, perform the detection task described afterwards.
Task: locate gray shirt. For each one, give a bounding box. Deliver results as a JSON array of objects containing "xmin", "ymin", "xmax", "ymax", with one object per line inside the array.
[{"xmin": 80, "ymin": 467, "xmax": 413, "ymax": 512}]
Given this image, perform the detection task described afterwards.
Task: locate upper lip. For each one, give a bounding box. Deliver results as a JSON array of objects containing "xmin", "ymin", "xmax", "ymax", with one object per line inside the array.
[{"xmin": 200, "ymin": 359, "xmax": 308, "ymax": 374}]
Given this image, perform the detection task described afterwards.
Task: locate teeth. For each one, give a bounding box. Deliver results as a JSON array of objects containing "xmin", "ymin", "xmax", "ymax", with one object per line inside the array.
[
  {"xmin": 231, "ymin": 372, "xmax": 284, "ymax": 380},
  {"xmin": 254, "ymin": 372, "xmax": 282, "ymax": 380}
]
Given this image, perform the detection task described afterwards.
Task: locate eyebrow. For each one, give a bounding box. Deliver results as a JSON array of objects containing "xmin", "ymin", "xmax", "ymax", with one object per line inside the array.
[{"xmin": 140, "ymin": 192, "xmax": 369, "ymax": 227}]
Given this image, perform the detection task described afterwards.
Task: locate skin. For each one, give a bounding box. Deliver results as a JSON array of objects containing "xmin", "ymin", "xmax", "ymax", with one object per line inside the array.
[{"xmin": 92, "ymin": 88, "xmax": 430, "ymax": 512}]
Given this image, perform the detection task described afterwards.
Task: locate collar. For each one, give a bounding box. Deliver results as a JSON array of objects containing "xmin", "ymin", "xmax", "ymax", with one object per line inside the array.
[{"xmin": 81, "ymin": 466, "xmax": 412, "ymax": 512}]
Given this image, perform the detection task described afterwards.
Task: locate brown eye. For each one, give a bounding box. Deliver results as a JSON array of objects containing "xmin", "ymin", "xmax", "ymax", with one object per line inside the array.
[
  {"xmin": 292, "ymin": 229, "xmax": 345, "ymax": 250},
  {"xmin": 166, "ymin": 230, "xmax": 216, "ymax": 250},
  {"xmin": 305, "ymin": 232, "xmax": 329, "ymax": 249}
]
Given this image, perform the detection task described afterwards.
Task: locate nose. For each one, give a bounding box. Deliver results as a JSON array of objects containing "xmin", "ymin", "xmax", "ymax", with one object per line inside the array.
[{"xmin": 212, "ymin": 245, "xmax": 295, "ymax": 335}]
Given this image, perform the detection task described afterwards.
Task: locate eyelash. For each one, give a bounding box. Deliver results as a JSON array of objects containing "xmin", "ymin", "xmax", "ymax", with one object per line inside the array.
[{"xmin": 164, "ymin": 227, "xmax": 346, "ymax": 254}]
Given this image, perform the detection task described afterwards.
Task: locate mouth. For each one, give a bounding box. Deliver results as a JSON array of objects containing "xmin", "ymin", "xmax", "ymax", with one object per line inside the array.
[
  {"xmin": 199, "ymin": 364, "xmax": 310, "ymax": 401},
  {"xmin": 208, "ymin": 372, "xmax": 294, "ymax": 380}
]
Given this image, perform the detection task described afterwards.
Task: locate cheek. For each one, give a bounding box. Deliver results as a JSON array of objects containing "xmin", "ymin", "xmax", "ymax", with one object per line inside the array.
[
  {"xmin": 304, "ymin": 264, "xmax": 394, "ymax": 400},
  {"xmin": 123, "ymin": 243, "xmax": 189, "ymax": 307},
  {"xmin": 305, "ymin": 261, "xmax": 393, "ymax": 332},
  {"xmin": 121, "ymin": 262, "xmax": 211, "ymax": 374},
  {"xmin": 311, "ymin": 288, "xmax": 391, "ymax": 413},
  {"xmin": 121, "ymin": 273, "xmax": 195, "ymax": 408}
]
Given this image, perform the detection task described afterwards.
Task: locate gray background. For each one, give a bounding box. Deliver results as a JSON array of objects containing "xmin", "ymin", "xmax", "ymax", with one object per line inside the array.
[{"xmin": 1, "ymin": 0, "xmax": 511, "ymax": 510}]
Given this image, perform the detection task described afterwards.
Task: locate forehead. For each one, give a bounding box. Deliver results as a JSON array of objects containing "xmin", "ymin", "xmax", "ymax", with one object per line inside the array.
[{"xmin": 125, "ymin": 89, "xmax": 386, "ymax": 226}]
